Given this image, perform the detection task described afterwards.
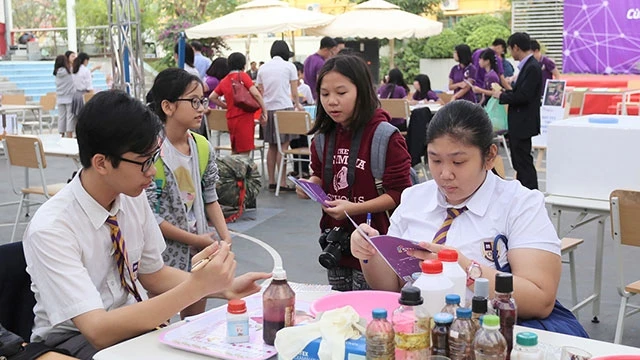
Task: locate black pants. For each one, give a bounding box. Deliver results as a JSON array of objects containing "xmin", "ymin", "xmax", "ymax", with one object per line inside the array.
[
  {"xmin": 509, "ymin": 136, "xmax": 538, "ymax": 190},
  {"xmin": 289, "ymin": 135, "xmax": 309, "ymax": 174}
]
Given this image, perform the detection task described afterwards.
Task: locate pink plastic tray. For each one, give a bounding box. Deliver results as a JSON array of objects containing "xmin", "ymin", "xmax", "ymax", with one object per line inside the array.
[{"xmin": 309, "ymin": 290, "xmax": 400, "ymax": 321}]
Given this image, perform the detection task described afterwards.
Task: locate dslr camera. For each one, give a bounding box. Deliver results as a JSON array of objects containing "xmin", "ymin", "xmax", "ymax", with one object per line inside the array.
[{"xmin": 318, "ymin": 227, "xmax": 351, "ymax": 269}]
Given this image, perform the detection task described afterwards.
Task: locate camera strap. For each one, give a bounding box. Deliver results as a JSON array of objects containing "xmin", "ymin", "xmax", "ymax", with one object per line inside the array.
[{"xmin": 323, "ymin": 127, "xmax": 364, "ymax": 199}]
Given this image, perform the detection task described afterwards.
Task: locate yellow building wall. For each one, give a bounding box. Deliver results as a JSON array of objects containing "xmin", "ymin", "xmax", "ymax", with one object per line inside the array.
[
  {"xmin": 443, "ymin": 0, "xmax": 510, "ymax": 16},
  {"xmin": 285, "ymin": 0, "xmax": 353, "ymax": 15}
]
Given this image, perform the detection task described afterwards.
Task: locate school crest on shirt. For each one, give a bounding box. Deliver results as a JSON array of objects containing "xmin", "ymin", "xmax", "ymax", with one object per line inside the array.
[
  {"xmin": 481, "ymin": 239, "xmax": 506, "ymax": 262},
  {"xmin": 541, "ymin": 64, "xmax": 546, "ymax": 71},
  {"xmin": 333, "ymin": 166, "xmax": 349, "ymax": 191}
]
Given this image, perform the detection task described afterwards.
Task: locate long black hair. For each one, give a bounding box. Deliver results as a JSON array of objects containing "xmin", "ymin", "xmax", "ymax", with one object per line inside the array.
[
  {"xmin": 309, "ymin": 54, "xmax": 379, "ymax": 135},
  {"xmin": 206, "ymin": 57, "xmax": 229, "ymax": 80},
  {"xmin": 72, "ymin": 52, "xmax": 90, "ymax": 74},
  {"xmin": 413, "ymin": 74, "xmax": 433, "ymax": 100},
  {"xmin": 480, "ymin": 48, "xmax": 498, "ymax": 73},
  {"xmin": 454, "ymin": 44, "xmax": 472, "ymax": 66},
  {"xmin": 53, "ymin": 55, "xmax": 70, "ymax": 75}
]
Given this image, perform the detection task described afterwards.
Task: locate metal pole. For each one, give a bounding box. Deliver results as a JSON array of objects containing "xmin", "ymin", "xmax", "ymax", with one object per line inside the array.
[
  {"xmin": 3, "ymin": 0, "xmax": 13, "ymax": 51},
  {"xmin": 178, "ymin": 32, "xmax": 185, "ymax": 69},
  {"xmin": 66, "ymin": 0, "xmax": 77, "ymax": 51}
]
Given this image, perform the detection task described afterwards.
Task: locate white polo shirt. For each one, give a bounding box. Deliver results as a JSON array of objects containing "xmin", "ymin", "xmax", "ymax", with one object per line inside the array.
[
  {"xmin": 23, "ymin": 172, "xmax": 166, "ymax": 342},
  {"xmin": 388, "ymin": 171, "xmax": 560, "ymax": 271},
  {"xmin": 256, "ymin": 56, "xmax": 298, "ymax": 111}
]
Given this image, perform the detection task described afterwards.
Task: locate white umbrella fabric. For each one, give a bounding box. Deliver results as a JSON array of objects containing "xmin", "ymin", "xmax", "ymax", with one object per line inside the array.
[
  {"xmin": 308, "ymin": 0, "xmax": 443, "ymax": 67},
  {"xmin": 185, "ymin": 0, "xmax": 335, "ymax": 39}
]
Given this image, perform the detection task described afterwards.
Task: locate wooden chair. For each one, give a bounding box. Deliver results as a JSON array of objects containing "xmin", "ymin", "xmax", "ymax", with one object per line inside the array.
[
  {"xmin": 437, "ymin": 92, "xmax": 453, "ymax": 104},
  {"xmin": 273, "ymin": 111, "xmax": 311, "ymax": 196},
  {"xmin": 380, "ymin": 99, "xmax": 410, "ymax": 134},
  {"xmin": 39, "ymin": 93, "xmax": 58, "ymax": 132},
  {"xmin": 2, "ymin": 94, "xmax": 27, "ymax": 105},
  {"xmin": 2, "ymin": 135, "xmax": 67, "ymax": 242},
  {"xmin": 560, "ymin": 237, "xmax": 584, "ymax": 310},
  {"xmin": 610, "ymin": 189, "xmax": 640, "ymax": 343},
  {"xmin": 492, "ymin": 154, "xmax": 506, "ymax": 178},
  {"xmin": 83, "ymin": 91, "xmax": 95, "ymax": 103},
  {"xmin": 206, "ymin": 109, "xmax": 265, "ymax": 179}
]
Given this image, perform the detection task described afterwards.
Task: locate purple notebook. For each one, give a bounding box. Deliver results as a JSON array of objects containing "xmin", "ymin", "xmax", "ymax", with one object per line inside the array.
[
  {"xmin": 288, "ymin": 176, "xmax": 331, "ymax": 207},
  {"xmin": 345, "ymin": 212, "xmax": 422, "ymax": 282}
]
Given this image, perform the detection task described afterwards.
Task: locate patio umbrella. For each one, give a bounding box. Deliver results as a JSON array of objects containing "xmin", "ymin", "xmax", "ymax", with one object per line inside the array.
[
  {"xmin": 185, "ymin": 0, "xmax": 335, "ymax": 39},
  {"xmin": 308, "ymin": 0, "xmax": 443, "ymax": 67}
]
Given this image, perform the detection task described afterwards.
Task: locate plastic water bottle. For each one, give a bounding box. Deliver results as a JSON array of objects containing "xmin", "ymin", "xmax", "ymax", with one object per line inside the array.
[
  {"xmin": 448, "ymin": 308, "xmax": 474, "ymax": 360},
  {"xmin": 510, "ymin": 332, "xmax": 543, "ymax": 360},
  {"xmin": 441, "ymin": 294, "xmax": 461, "ymax": 317},
  {"xmin": 473, "ymin": 315, "xmax": 507, "ymax": 360},
  {"xmin": 492, "ymin": 273, "xmax": 517, "ymax": 360},
  {"xmin": 471, "ymin": 296, "xmax": 488, "ymax": 331},
  {"xmin": 412, "ymin": 259, "xmax": 454, "ymax": 320},
  {"xmin": 474, "ymin": 278, "xmax": 495, "ymax": 314},
  {"xmin": 392, "ymin": 286, "xmax": 430, "ymax": 359},
  {"xmin": 431, "ymin": 312, "xmax": 453, "ymax": 356},
  {"xmin": 366, "ymin": 308, "xmax": 395, "ymax": 360},
  {"xmin": 262, "ymin": 267, "xmax": 295, "ymax": 345},
  {"xmin": 438, "ymin": 249, "xmax": 468, "ymax": 304}
]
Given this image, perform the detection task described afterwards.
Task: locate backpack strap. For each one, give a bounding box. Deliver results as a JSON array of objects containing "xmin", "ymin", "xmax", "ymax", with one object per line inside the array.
[{"xmin": 370, "ymin": 121, "xmax": 399, "ymax": 180}]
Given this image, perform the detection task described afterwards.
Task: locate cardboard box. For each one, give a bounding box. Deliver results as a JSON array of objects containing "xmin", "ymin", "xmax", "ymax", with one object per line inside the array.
[{"xmin": 278, "ymin": 336, "xmax": 366, "ymax": 360}]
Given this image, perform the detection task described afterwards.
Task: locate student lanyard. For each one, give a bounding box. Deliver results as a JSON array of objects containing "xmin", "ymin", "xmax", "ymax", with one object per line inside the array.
[{"xmin": 322, "ymin": 127, "xmax": 363, "ymax": 199}]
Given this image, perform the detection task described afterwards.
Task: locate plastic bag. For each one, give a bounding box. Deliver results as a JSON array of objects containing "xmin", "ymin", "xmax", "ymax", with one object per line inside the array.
[{"xmin": 485, "ymin": 97, "xmax": 508, "ymax": 132}]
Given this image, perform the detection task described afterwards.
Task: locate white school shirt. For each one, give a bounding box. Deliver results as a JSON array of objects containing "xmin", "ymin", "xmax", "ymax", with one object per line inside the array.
[
  {"xmin": 388, "ymin": 171, "xmax": 560, "ymax": 271},
  {"xmin": 255, "ymin": 56, "xmax": 298, "ymax": 111},
  {"xmin": 23, "ymin": 172, "xmax": 166, "ymax": 342},
  {"xmin": 73, "ymin": 64, "xmax": 93, "ymax": 91}
]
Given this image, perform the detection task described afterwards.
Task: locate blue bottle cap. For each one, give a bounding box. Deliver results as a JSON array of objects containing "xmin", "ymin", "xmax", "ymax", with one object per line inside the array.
[
  {"xmin": 445, "ymin": 294, "xmax": 461, "ymax": 305},
  {"xmin": 433, "ymin": 312, "xmax": 454, "ymax": 324},
  {"xmin": 372, "ymin": 308, "xmax": 388, "ymax": 319},
  {"xmin": 456, "ymin": 307, "xmax": 472, "ymax": 319}
]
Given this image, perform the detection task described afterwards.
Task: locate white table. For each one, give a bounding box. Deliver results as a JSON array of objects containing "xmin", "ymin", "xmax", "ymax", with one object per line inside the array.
[
  {"xmin": 409, "ymin": 102, "xmax": 442, "ymax": 113},
  {"xmin": 0, "ymin": 104, "xmax": 44, "ymax": 134},
  {"xmin": 95, "ymin": 289, "xmax": 640, "ymax": 360}
]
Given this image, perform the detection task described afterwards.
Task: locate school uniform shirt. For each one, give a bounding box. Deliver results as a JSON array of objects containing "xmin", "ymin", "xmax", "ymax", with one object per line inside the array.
[
  {"xmin": 449, "ymin": 63, "xmax": 478, "ymax": 103},
  {"xmin": 298, "ymin": 81, "xmax": 315, "ymax": 105},
  {"xmin": 194, "ymin": 53, "xmax": 212, "ymax": 80},
  {"xmin": 388, "ymin": 171, "xmax": 560, "ymax": 297},
  {"xmin": 72, "ymin": 64, "xmax": 92, "ymax": 91},
  {"xmin": 472, "ymin": 48, "xmax": 504, "ymax": 87},
  {"xmin": 412, "ymin": 90, "xmax": 439, "ymax": 102},
  {"xmin": 303, "ymin": 53, "xmax": 325, "ymax": 101},
  {"xmin": 484, "ymin": 69, "xmax": 500, "ymax": 91},
  {"xmin": 540, "ymin": 56, "xmax": 557, "ymax": 86},
  {"xmin": 23, "ymin": 172, "xmax": 166, "ymax": 343},
  {"xmin": 310, "ymin": 108, "xmax": 412, "ymax": 269},
  {"xmin": 256, "ymin": 56, "xmax": 298, "ymax": 111}
]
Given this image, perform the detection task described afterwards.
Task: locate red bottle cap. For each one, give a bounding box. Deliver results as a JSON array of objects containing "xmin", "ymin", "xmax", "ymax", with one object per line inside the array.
[
  {"xmin": 438, "ymin": 249, "xmax": 459, "ymax": 262},
  {"xmin": 227, "ymin": 299, "xmax": 247, "ymax": 314},
  {"xmin": 421, "ymin": 259, "xmax": 443, "ymax": 274}
]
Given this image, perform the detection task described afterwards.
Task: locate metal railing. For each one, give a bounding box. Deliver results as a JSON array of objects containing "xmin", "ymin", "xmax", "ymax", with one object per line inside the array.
[{"xmin": 11, "ymin": 26, "xmax": 112, "ymax": 59}]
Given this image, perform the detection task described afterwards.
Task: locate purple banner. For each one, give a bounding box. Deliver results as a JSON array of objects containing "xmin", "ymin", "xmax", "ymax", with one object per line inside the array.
[{"xmin": 563, "ymin": 0, "xmax": 640, "ymax": 74}]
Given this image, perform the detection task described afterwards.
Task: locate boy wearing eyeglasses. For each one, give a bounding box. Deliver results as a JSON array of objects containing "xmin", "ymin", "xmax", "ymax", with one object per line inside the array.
[{"xmin": 22, "ymin": 90, "xmax": 269, "ymax": 359}]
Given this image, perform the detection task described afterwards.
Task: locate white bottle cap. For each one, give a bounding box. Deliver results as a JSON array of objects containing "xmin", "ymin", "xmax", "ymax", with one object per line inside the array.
[
  {"xmin": 273, "ymin": 267, "xmax": 287, "ymax": 280},
  {"xmin": 474, "ymin": 278, "xmax": 489, "ymax": 299}
]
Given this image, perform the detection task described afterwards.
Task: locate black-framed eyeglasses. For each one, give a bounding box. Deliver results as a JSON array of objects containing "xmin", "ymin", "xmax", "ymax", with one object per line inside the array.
[
  {"xmin": 175, "ymin": 97, "xmax": 209, "ymax": 110},
  {"xmin": 117, "ymin": 148, "xmax": 161, "ymax": 173}
]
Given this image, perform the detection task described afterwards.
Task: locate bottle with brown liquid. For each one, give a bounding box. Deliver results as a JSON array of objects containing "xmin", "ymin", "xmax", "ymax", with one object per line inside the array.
[{"xmin": 262, "ymin": 267, "xmax": 295, "ymax": 345}]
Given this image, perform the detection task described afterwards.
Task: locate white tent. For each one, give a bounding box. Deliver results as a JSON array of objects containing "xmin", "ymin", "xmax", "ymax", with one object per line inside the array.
[
  {"xmin": 185, "ymin": 0, "xmax": 335, "ymax": 39},
  {"xmin": 308, "ymin": 0, "xmax": 443, "ymax": 67}
]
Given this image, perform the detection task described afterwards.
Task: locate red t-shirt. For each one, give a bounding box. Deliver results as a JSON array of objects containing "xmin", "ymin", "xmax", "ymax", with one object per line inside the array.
[
  {"xmin": 310, "ymin": 108, "xmax": 412, "ymax": 269},
  {"xmin": 214, "ymin": 71, "xmax": 255, "ymax": 119}
]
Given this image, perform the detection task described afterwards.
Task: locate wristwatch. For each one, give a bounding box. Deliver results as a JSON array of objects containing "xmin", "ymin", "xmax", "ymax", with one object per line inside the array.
[{"xmin": 466, "ymin": 260, "xmax": 482, "ymax": 286}]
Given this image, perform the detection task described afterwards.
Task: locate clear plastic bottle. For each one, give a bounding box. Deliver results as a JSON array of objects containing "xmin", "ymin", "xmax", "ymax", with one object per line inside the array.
[
  {"xmin": 471, "ymin": 296, "xmax": 488, "ymax": 331},
  {"xmin": 474, "ymin": 278, "xmax": 495, "ymax": 314},
  {"xmin": 441, "ymin": 294, "xmax": 461, "ymax": 317},
  {"xmin": 226, "ymin": 299, "xmax": 250, "ymax": 343},
  {"xmin": 473, "ymin": 315, "xmax": 507, "ymax": 360},
  {"xmin": 438, "ymin": 249, "xmax": 468, "ymax": 304},
  {"xmin": 366, "ymin": 308, "xmax": 395, "ymax": 360},
  {"xmin": 510, "ymin": 332, "xmax": 543, "ymax": 360},
  {"xmin": 412, "ymin": 259, "xmax": 454, "ymax": 320},
  {"xmin": 392, "ymin": 286, "xmax": 430, "ymax": 360},
  {"xmin": 431, "ymin": 312, "xmax": 453, "ymax": 356},
  {"xmin": 448, "ymin": 308, "xmax": 474, "ymax": 360},
  {"xmin": 262, "ymin": 267, "xmax": 295, "ymax": 345},
  {"xmin": 492, "ymin": 273, "xmax": 517, "ymax": 360}
]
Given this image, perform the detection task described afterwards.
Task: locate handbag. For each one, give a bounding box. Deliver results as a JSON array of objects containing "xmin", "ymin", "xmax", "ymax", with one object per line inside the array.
[
  {"xmin": 491, "ymin": 235, "xmax": 589, "ymax": 338},
  {"xmin": 485, "ymin": 97, "xmax": 508, "ymax": 132},
  {"xmin": 230, "ymin": 73, "xmax": 260, "ymax": 113}
]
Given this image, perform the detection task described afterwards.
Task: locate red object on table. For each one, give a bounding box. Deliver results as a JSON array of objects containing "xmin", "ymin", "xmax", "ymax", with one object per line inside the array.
[{"xmin": 561, "ymin": 74, "xmax": 640, "ymax": 115}]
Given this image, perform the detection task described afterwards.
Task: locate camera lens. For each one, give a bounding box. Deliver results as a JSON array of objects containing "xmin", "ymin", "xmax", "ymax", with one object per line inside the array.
[{"xmin": 318, "ymin": 241, "xmax": 342, "ymax": 269}]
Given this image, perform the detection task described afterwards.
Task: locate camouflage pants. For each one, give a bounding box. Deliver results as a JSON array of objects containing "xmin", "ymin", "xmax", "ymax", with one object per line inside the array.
[{"xmin": 327, "ymin": 267, "xmax": 371, "ymax": 292}]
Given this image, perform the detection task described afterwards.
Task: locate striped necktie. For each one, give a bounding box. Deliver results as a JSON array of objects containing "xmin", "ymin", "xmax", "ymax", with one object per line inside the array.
[
  {"xmin": 106, "ymin": 215, "xmax": 143, "ymax": 302},
  {"xmin": 432, "ymin": 207, "xmax": 468, "ymax": 245}
]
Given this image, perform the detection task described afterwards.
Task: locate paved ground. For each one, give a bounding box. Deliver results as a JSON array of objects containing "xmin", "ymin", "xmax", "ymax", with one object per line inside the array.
[{"xmin": 1, "ymin": 135, "xmax": 639, "ymax": 348}]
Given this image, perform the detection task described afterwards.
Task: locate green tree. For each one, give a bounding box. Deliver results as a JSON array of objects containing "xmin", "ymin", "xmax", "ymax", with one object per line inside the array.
[
  {"xmin": 424, "ymin": 28, "xmax": 464, "ymax": 58},
  {"xmin": 12, "ymin": 0, "xmax": 56, "ymax": 29},
  {"xmin": 465, "ymin": 24, "xmax": 511, "ymax": 51},
  {"xmin": 452, "ymin": 14, "xmax": 507, "ymax": 41}
]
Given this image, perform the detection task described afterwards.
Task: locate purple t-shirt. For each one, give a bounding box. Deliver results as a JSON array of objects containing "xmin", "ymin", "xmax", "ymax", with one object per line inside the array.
[
  {"xmin": 540, "ymin": 56, "xmax": 557, "ymax": 87},
  {"xmin": 303, "ymin": 53, "xmax": 325, "ymax": 101},
  {"xmin": 449, "ymin": 64, "xmax": 477, "ymax": 103},
  {"xmin": 378, "ymin": 84, "xmax": 407, "ymax": 99},
  {"xmin": 413, "ymin": 90, "xmax": 439, "ymax": 102},
  {"xmin": 472, "ymin": 48, "xmax": 504, "ymax": 86},
  {"xmin": 204, "ymin": 76, "xmax": 220, "ymax": 108},
  {"xmin": 484, "ymin": 70, "xmax": 500, "ymax": 91}
]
